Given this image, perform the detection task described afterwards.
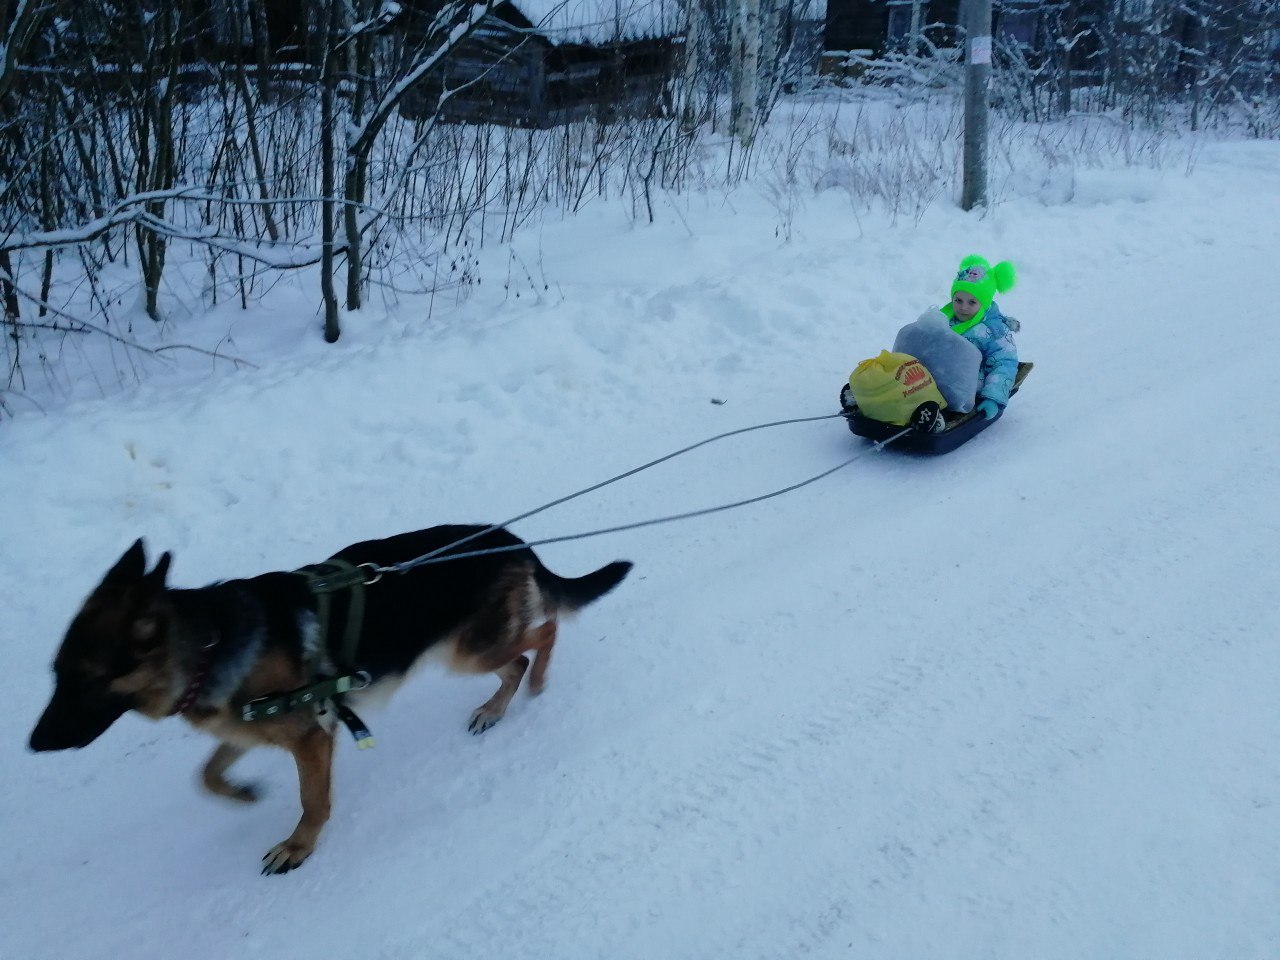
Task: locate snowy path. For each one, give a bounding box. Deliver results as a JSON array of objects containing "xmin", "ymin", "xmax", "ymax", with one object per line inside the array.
[{"xmin": 2, "ymin": 139, "xmax": 1278, "ymax": 959}]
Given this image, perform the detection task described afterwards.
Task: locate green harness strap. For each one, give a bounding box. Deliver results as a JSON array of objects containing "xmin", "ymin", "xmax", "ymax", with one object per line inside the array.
[
  {"xmin": 941, "ymin": 302, "xmax": 985, "ymax": 336},
  {"xmin": 240, "ymin": 673, "xmax": 369, "ymax": 722},
  {"xmin": 294, "ymin": 559, "xmax": 373, "ymax": 670},
  {"xmin": 239, "ymin": 559, "xmax": 380, "ymax": 748}
]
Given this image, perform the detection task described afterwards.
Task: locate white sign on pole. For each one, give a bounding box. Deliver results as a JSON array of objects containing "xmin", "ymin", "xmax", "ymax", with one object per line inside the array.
[{"xmin": 970, "ymin": 35, "xmax": 992, "ymax": 65}]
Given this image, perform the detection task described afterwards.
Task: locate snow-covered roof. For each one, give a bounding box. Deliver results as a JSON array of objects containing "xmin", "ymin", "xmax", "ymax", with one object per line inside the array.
[
  {"xmin": 505, "ymin": 1, "xmax": 827, "ymax": 45},
  {"xmin": 507, "ymin": 1, "xmax": 681, "ymax": 43}
]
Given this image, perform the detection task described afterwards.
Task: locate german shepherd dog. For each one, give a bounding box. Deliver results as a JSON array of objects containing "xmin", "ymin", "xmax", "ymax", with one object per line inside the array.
[{"xmin": 28, "ymin": 526, "xmax": 630, "ymax": 874}]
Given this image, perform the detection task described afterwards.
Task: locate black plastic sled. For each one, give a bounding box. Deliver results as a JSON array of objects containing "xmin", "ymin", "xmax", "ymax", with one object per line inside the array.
[{"xmin": 842, "ymin": 362, "xmax": 1034, "ymax": 455}]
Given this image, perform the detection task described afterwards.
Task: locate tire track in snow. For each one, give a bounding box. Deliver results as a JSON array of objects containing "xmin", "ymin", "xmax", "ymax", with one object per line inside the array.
[
  {"xmin": 364, "ymin": 630, "xmax": 1121, "ymax": 960},
  {"xmin": 365, "ymin": 653, "xmax": 934, "ymax": 959}
]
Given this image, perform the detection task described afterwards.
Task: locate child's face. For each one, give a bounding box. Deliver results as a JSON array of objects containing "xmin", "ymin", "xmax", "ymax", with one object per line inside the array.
[{"xmin": 952, "ymin": 291, "xmax": 982, "ymax": 321}]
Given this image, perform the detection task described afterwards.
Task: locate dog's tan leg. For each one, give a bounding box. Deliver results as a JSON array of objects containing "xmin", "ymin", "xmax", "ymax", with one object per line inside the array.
[
  {"xmin": 468, "ymin": 655, "xmax": 529, "ymax": 734},
  {"xmin": 262, "ymin": 725, "xmax": 334, "ymax": 875},
  {"xmin": 526, "ymin": 620, "xmax": 558, "ymax": 696},
  {"xmin": 201, "ymin": 742, "xmax": 259, "ymax": 803}
]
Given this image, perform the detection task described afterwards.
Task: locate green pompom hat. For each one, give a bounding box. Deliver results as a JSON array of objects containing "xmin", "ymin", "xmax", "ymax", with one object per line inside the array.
[{"xmin": 944, "ymin": 254, "xmax": 1016, "ymax": 333}]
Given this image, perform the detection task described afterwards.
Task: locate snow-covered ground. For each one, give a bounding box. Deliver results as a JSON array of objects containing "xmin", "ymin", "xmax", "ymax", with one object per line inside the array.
[{"xmin": 2, "ymin": 116, "xmax": 1278, "ymax": 959}]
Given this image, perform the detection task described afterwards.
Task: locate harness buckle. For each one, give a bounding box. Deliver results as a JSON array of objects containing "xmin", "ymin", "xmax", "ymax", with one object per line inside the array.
[{"xmin": 334, "ymin": 670, "xmax": 372, "ymax": 694}]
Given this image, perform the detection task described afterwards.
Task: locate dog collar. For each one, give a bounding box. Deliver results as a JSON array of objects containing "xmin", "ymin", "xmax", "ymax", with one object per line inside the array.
[{"xmin": 169, "ymin": 636, "xmax": 219, "ymax": 715}]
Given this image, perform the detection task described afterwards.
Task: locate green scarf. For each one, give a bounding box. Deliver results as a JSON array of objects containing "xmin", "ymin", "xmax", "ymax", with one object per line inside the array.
[{"xmin": 941, "ymin": 302, "xmax": 987, "ymax": 335}]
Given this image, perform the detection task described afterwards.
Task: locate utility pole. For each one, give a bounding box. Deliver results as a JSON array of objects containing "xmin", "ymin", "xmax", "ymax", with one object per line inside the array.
[
  {"xmin": 909, "ymin": 0, "xmax": 924, "ymax": 55},
  {"xmin": 961, "ymin": 0, "xmax": 992, "ymax": 211}
]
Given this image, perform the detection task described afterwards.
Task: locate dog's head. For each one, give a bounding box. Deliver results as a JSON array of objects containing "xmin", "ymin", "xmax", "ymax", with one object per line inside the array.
[{"xmin": 29, "ymin": 539, "xmax": 173, "ymax": 752}]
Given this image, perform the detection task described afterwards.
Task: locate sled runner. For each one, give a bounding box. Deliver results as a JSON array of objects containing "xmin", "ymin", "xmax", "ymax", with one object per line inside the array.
[{"xmin": 841, "ymin": 361, "xmax": 1034, "ymax": 455}]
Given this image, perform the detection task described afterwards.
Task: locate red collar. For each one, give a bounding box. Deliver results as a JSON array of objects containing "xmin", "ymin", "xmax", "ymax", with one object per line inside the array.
[{"xmin": 169, "ymin": 637, "xmax": 219, "ymax": 715}]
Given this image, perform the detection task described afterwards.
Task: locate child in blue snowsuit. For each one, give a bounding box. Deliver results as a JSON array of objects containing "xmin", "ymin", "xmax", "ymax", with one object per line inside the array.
[{"xmin": 934, "ymin": 255, "xmax": 1019, "ymax": 419}]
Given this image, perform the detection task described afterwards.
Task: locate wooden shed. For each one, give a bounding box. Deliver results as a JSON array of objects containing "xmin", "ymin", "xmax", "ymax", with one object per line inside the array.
[
  {"xmin": 825, "ymin": 0, "xmax": 961, "ymax": 55},
  {"xmin": 410, "ymin": 1, "xmax": 682, "ymax": 128}
]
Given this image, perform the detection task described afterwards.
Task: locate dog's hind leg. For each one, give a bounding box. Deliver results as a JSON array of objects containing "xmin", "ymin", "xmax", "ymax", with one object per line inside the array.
[
  {"xmin": 262, "ymin": 725, "xmax": 335, "ymax": 876},
  {"xmin": 201, "ymin": 743, "xmax": 259, "ymax": 803},
  {"xmin": 468, "ymin": 655, "xmax": 529, "ymax": 734},
  {"xmin": 526, "ymin": 620, "xmax": 558, "ymax": 696}
]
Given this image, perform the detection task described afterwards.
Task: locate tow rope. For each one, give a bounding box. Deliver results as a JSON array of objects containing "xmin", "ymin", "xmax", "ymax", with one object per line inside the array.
[
  {"xmin": 375, "ymin": 414, "xmax": 911, "ymax": 574},
  {"xmin": 237, "ymin": 411, "xmax": 913, "ymax": 748}
]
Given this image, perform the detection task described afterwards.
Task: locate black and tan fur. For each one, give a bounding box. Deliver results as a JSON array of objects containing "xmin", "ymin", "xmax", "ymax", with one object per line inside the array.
[{"xmin": 28, "ymin": 526, "xmax": 630, "ymax": 874}]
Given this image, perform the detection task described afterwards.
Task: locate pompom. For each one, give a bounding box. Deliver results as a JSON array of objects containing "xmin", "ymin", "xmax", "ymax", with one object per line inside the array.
[
  {"xmin": 958, "ymin": 253, "xmax": 987, "ymax": 270},
  {"xmin": 992, "ymin": 260, "xmax": 1017, "ymax": 294}
]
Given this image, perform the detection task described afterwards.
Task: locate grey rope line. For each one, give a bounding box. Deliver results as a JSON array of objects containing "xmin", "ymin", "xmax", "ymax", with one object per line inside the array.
[
  {"xmin": 376, "ymin": 416, "xmax": 910, "ymax": 573},
  {"xmin": 379, "ymin": 412, "xmax": 848, "ymax": 576}
]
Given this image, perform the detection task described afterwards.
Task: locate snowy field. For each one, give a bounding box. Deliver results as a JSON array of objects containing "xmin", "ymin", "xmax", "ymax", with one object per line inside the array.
[{"xmin": 1, "ymin": 108, "xmax": 1278, "ymax": 959}]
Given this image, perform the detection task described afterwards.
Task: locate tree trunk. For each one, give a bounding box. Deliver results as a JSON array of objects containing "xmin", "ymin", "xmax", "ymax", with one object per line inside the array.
[
  {"xmin": 680, "ymin": 0, "xmax": 701, "ymax": 131},
  {"xmin": 731, "ymin": 0, "xmax": 761, "ymax": 147},
  {"xmin": 129, "ymin": 0, "xmax": 189, "ymax": 322},
  {"xmin": 1054, "ymin": 0, "xmax": 1078, "ymax": 118},
  {"xmin": 344, "ymin": 0, "xmax": 374, "ymax": 312},
  {"xmin": 0, "ymin": 250, "xmax": 19, "ymax": 324},
  {"xmin": 1187, "ymin": 4, "xmax": 1208, "ymax": 131},
  {"xmin": 230, "ymin": 0, "xmax": 281, "ymax": 243},
  {"xmin": 249, "ymin": 0, "xmax": 274, "ymax": 102},
  {"xmin": 320, "ymin": 0, "xmax": 341, "ymax": 342}
]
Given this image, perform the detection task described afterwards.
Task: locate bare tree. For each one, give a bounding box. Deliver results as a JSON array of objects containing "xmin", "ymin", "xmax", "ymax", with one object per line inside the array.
[
  {"xmin": 2, "ymin": 0, "xmax": 838, "ymax": 404},
  {"xmin": 339, "ymin": 0, "xmax": 502, "ymax": 321},
  {"xmin": 0, "ymin": 0, "xmax": 52, "ymax": 324},
  {"xmin": 128, "ymin": 0, "xmax": 197, "ymax": 321}
]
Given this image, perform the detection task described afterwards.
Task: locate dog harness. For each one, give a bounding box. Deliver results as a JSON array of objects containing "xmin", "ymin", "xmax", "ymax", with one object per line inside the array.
[{"xmin": 238, "ymin": 559, "xmax": 382, "ymax": 748}]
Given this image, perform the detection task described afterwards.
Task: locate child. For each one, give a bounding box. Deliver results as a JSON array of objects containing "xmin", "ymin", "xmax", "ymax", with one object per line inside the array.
[{"xmin": 936, "ymin": 254, "xmax": 1019, "ymax": 419}]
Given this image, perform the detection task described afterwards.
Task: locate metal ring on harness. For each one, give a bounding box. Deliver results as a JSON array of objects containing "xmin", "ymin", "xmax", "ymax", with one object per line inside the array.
[{"xmin": 357, "ymin": 563, "xmax": 383, "ymax": 585}]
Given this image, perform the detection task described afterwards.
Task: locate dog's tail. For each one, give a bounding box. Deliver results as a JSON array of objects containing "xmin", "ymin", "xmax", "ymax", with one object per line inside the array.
[{"xmin": 537, "ymin": 560, "xmax": 632, "ymax": 612}]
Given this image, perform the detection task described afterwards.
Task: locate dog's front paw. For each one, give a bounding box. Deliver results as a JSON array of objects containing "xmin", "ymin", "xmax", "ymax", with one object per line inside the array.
[
  {"xmin": 261, "ymin": 840, "xmax": 313, "ymax": 875},
  {"xmin": 468, "ymin": 707, "xmax": 504, "ymax": 735}
]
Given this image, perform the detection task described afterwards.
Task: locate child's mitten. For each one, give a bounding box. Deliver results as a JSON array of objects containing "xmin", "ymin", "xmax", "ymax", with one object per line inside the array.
[{"xmin": 976, "ymin": 398, "xmax": 1000, "ymax": 420}]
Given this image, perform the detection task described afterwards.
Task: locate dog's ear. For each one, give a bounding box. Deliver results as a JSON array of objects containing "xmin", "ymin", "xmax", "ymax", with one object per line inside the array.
[
  {"xmin": 92, "ymin": 541, "xmax": 170, "ymax": 650},
  {"xmin": 145, "ymin": 551, "xmax": 171, "ymax": 588},
  {"xmin": 102, "ymin": 539, "xmax": 147, "ymax": 585},
  {"xmin": 128, "ymin": 552, "xmax": 173, "ymax": 647}
]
